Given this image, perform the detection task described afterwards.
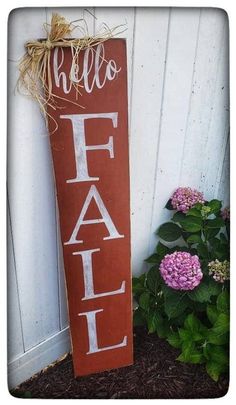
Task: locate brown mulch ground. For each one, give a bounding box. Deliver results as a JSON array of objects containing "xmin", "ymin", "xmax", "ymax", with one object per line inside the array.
[{"xmin": 11, "ymin": 327, "xmax": 229, "ymax": 399}]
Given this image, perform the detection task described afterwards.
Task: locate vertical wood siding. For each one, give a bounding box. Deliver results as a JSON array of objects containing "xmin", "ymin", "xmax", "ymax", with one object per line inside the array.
[{"xmin": 7, "ymin": 7, "xmax": 229, "ymax": 388}]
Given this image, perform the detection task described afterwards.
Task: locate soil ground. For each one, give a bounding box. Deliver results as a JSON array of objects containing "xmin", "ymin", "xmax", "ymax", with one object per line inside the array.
[{"xmin": 11, "ymin": 326, "xmax": 229, "ymax": 399}]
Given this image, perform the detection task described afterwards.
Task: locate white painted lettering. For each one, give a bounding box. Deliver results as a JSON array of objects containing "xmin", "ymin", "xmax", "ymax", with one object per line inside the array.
[
  {"xmin": 64, "ymin": 185, "xmax": 124, "ymax": 245},
  {"xmin": 79, "ymin": 309, "xmax": 127, "ymax": 354},
  {"xmin": 73, "ymin": 248, "xmax": 125, "ymax": 300},
  {"xmin": 60, "ymin": 113, "xmax": 117, "ymax": 183}
]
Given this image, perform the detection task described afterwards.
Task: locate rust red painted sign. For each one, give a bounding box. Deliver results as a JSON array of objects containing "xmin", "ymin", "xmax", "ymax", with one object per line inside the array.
[{"xmin": 47, "ymin": 39, "xmax": 133, "ymax": 376}]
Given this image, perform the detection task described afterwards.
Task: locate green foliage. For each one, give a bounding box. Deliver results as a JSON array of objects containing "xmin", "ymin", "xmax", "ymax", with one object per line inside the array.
[
  {"xmin": 132, "ymin": 196, "xmax": 230, "ymax": 382},
  {"xmin": 187, "ymin": 279, "xmax": 221, "ymax": 303},
  {"xmin": 217, "ymin": 290, "xmax": 230, "ymax": 314},
  {"xmin": 164, "ymin": 293, "xmax": 189, "ymax": 319},
  {"xmin": 157, "ymin": 222, "xmax": 182, "ymax": 242},
  {"xmin": 165, "ymin": 199, "xmax": 174, "ymax": 210}
]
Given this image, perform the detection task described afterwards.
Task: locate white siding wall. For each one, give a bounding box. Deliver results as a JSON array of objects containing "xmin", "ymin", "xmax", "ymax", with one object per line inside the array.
[{"xmin": 7, "ymin": 7, "xmax": 229, "ymax": 388}]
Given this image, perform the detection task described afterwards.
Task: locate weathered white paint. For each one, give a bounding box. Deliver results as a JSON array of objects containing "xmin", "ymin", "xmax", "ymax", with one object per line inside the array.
[
  {"xmin": 8, "ymin": 327, "xmax": 70, "ymax": 389},
  {"xmin": 7, "ymin": 7, "xmax": 229, "ymax": 388}
]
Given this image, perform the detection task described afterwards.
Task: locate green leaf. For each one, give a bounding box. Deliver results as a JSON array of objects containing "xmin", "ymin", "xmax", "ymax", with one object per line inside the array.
[
  {"xmin": 179, "ymin": 327, "xmax": 203, "ymax": 343},
  {"xmin": 164, "ymin": 293, "xmax": 189, "ymax": 319},
  {"xmin": 172, "ymin": 211, "xmax": 186, "ymax": 223},
  {"xmin": 197, "ymin": 242, "xmax": 209, "ymax": 259},
  {"xmin": 170, "ymin": 313, "xmax": 187, "ymax": 326},
  {"xmin": 139, "ymin": 273, "xmax": 147, "ymax": 285},
  {"xmin": 186, "ymin": 208, "xmax": 202, "ymax": 217},
  {"xmin": 179, "ymin": 328, "xmax": 192, "ymax": 341},
  {"xmin": 167, "ymin": 331, "xmax": 182, "ymax": 348},
  {"xmin": 226, "ymin": 221, "xmax": 230, "ymax": 239},
  {"xmin": 147, "ymin": 311, "xmax": 159, "ymax": 333},
  {"xmin": 177, "ymin": 342, "xmax": 204, "ymax": 364},
  {"xmin": 156, "ymin": 320, "xmax": 170, "ymax": 339},
  {"xmin": 145, "ymin": 253, "xmax": 159, "ymax": 263},
  {"xmin": 192, "ymin": 332, "xmax": 205, "ymax": 342},
  {"xmin": 203, "ymin": 344, "xmax": 211, "ymax": 360},
  {"xmin": 139, "ymin": 292, "xmax": 150, "ymax": 311},
  {"xmin": 177, "ymin": 340, "xmax": 194, "ymax": 361},
  {"xmin": 176, "ymin": 352, "xmax": 188, "ymax": 362},
  {"xmin": 193, "ymin": 202, "xmax": 204, "ymax": 210},
  {"xmin": 209, "ymin": 237, "xmax": 221, "ymax": 250},
  {"xmin": 157, "ymin": 222, "xmax": 182, "ymax": 242},
  {"xmin": 208, "ymin": 279, "xmax": 222, "ymax": 296},
  {"xmin": 207, "ymin": 305, "xmax": 219, "ymax": 325},
  {"xmin": 147, "ymin": 311, "xmax": 171, "ymax": 338},
  {"xmin": 133, "ymin": 307, "xmax": 146, "ymax": 326},
  {"xmin": 208, "ymin": 331, "xmax": 229, "ymax": 345},
  {"xmin": 188, "ymin": 279, "xmax": 221, "ymax": 304},
  {"xmin": 217, "ymin": 290, "xmax": 229, "ymax": 314},
  {"xmin": 132, "ymin": 277, "xmax": 146, "ymax": 295},
  {"xmin": 165, "ymin": 199, "xmax": 174, "ymax": 210},
  {"xmin": 220, "ymin": 233, "xmax": 228, "ymax": 244},
  {"xmin": 184, "ymin": 313, "xmax": 201, "ymax": 333},
  {"xmin": 188, "ymin": 352, "xmax": 205, "ymax": 364},
  {"xmin": 212, "ymin": 313, "xmax": 229, "ymax": 335},
  {"xmin": 156, "ymin": 242, "xmax": 169, "ymax": 258},
  {"xmin": 187, "ymin": 234, "xmax": 202, "ymax": 244},
  {"xmin": 206, "ymin": 218, "xmax": 225, "ymax": 229},
  {"xmin": 214, "ymin": 244, "xmax": 230, "ymax": 261},
  {"xmin": 188, "ymin": 283, "xmax": 212, "ymax": 303},
  {"xmin": 180, "ymin": 216, "xmax": 203, "ymax": 232},
  {"xmin": 206, "ymin": 361, "xmax": 227, "ymax": 382},
  {"xmin": 207, "ymin": 199, "xmax": 222, "ymax": 214},
  {"xmin": 207, "ymin": 345, "xmax": 229, "ymax": 366},
  {"xmin": 206, "ymin": 227, "xmax": 221, "ymax": 240},
  {"xmin": 146, "ymin": 266, "xmax": 159, "ymax": 294}
]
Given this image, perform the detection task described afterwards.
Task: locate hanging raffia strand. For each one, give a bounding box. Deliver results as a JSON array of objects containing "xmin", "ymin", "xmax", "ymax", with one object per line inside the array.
[{"xmin": 17, "ymin": 13, "xmax": 126, "ymax": 132}]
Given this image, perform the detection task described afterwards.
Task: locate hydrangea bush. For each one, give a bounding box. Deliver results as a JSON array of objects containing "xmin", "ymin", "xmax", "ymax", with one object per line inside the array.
[{"xmin": 132, "ymin": 187, "xmax": 230, "ymax": 382}]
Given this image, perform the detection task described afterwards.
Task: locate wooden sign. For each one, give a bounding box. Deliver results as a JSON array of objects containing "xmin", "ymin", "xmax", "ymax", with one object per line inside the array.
[{"xmin": 47, "ymin": 39, "xmax": 133, "ymax": 376}]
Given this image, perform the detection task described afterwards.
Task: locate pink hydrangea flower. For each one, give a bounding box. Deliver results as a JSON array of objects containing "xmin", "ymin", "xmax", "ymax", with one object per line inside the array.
[
  {"xmin": 221, "ymin": 207, "xmax": 230, "ymax": 221},
  {"xmin": 171, "ymin": 187, "xmax": 205, "ymax": 213},
  {"xmin": 159, "ymin": 251, "xmax": 203, "ymax": 290}
]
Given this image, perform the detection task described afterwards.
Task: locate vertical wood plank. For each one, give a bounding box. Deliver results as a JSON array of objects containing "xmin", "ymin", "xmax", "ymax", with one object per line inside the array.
[
  {"xmin": 203, "ymin": 17, "xmax": 229, "ymax": 200},
  {"xmin": 8, "ymin": 8, "xmax": 47, "ymax": 62},
  {"xmin": 7, "ymin": 203, "xmax": 24, "ymax": 362},
  {"xmin": 216, "ymin": 135, "xmax": 230, "ymax": 207},
  {"xmin": 56, "ymin": 202, "xmax": 69, "ymax": 330},
  {"xmin": 130, "ymin": 8, "xmax": 170, "ymax": 274},
  {"xmin": 148, "ymin": 8, "xmax": 201, "ymax": 254},
  {"xmin": 8, "ymin": 56, "xmax": 60, "ymax": 350},
  {"xmin": 45, "ymin": 6, "xmax": 95, "ymax": 331},
  {"xmin": 179, "ymin": 9, "xmax": 228, "ymax": 198}
]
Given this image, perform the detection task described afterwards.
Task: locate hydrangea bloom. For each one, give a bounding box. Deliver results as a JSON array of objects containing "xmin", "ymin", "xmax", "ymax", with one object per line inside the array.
[
  {"xmin": 159, "ymin": 251, "xmax": 203, "ymax": 290},
  {"xmin": 208, "ymin": 259, "xmax": 230, "ymax": 283},
  {"xmin": 171, "ymin": 187, "xmax": 204, "ymax": 213},
  {"xmin": 221, "ymin": 207, "xmax": 230, "ymax": 221}
]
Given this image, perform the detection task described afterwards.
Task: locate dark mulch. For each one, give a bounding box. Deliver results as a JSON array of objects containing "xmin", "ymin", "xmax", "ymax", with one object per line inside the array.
[{"xmin": 11, "ymin": 327, "xmax": 229, "ymax": 399}]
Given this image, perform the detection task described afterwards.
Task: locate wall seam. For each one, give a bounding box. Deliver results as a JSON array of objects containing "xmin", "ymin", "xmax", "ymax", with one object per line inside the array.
[
  {"xmin": 147, "ymin": 7, "xmax": 171, "ymax": 255},
  {"xmin": 178, "ymin": 8, "xmax": 202, "ymax": 186},
  {"xmin": 128, "ymin": 7, "xmax": 136, "ymax": 138},
  {"xmin": 7, "ymin": 189, "xmax": 26, "ymax": 353}
]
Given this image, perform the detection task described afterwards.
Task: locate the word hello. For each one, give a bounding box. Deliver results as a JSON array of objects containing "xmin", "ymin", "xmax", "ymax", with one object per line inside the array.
[{"xmin": 53, "ymin": 43, "xmax": 121, "ymax": 95}]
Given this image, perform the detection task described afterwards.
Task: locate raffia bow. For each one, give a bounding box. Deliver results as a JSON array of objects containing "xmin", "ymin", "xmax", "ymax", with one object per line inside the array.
[{"xmin": 17, "ymin": 13, "xmax": 125, "ymax": 132}]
